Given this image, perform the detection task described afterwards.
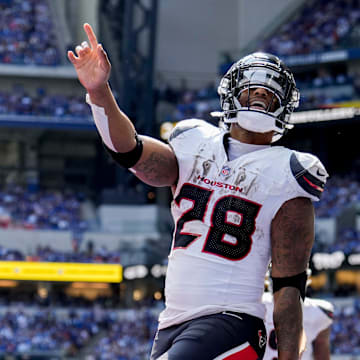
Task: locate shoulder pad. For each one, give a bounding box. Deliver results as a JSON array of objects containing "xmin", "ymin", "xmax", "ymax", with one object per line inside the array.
[
  {"xmin": 305, "ymin": 298, "xmax": 334, "ymax": 320},
  {"xmin": 290, "ymin": 152, "xmax": 328, "ymax": 200},
  {"xmin": 168, "ymin": 119, "xmax": 217, "ymax": 142}
]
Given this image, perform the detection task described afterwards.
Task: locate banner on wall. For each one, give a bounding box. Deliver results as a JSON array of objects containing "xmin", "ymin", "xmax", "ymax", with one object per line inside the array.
[{"xmin": 0, "ymin": 261, "xmax": 122, "ymax": 283}]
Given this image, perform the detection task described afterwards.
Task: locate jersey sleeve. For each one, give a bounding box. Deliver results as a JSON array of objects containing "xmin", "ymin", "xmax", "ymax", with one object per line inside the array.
[{"xmin": 289, "ymin": 151, "xmax": 328, "ymax": 202}]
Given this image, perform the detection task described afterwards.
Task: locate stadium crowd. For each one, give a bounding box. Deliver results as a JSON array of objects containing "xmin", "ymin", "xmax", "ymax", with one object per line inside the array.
[
  {"xmin": 0, "ymin": 88, "xmax": 91, "ymax": 118},
  {"xmin": 0, "ymin": 71, "xmax": 356, "ymax": 124},
  {"xmin": 0, "ymin": 185, "xmax": 88, "ymax": 230},
  {"xmin": 326, "ymin": 228, "xmax": 360, "ymax": 255},
  {"xmin": 0, "ymin": 308, "xmax": 102, "ymax": 355},
  {"xmin": 331, "ymin": 299, "xmax": 360, "ymax": 355},
  {"xmin": 1, "ymin": 0, "xmax": 359, "ymax": 68},
  {"xmin": 259, "ymin": 0, "xmax": 360, "ymax": 56},
  {"xmin": 313, "ymin": 174, "xmax": 360, "ymax": 218},
  {"xmin": 0, "ymin": 306, "xmax": 159, "ymax": 359},
  {"xmin": 0, "ymin": 300, "xmax": 357, "ymax": 358},
  {"xmin": 1, "ymin": 0, "xmax": 359, "ymax": 133},
  {"xmin": 0, "ymin": 0, "xmax": 60, "ymax": 66},
  {"xmin": 0, "ymin": 244, "xmax": 122, "ymax": 264},
  {"xmin": 89, "ymin": 308, "xmax": 159, "ymax": 360}
]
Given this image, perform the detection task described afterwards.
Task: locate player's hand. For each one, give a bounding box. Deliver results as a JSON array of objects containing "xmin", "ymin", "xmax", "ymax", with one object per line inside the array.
[{"xmin": 67, "ymin": 23, "xmax": 111, "ymax": 92}]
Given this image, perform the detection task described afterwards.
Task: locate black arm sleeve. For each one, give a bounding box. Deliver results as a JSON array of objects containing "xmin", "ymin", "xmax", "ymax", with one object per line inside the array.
[{"xmin": 104, "ymin": 133, "xmax": 143, "ymax": 168}]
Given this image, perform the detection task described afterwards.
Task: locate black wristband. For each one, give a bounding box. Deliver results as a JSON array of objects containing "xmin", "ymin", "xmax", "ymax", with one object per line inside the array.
[
  {"xmin": 271, "ymin": 271, "xmax": 307, "ymax": 301},
  {"xmin": 104, "ymin": 133, "xmax": 143, "ymax": 168}
]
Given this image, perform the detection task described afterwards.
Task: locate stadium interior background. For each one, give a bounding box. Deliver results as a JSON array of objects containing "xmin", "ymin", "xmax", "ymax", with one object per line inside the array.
[{"xmin": 0, "ymin": 0, "xmax": 359, "ymax": 358}]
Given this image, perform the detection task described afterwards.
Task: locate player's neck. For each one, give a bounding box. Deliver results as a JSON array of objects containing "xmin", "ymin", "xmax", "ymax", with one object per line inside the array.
[{"xmin": 229, "ymin": 124, "xmax": 273, "ymax": 145}]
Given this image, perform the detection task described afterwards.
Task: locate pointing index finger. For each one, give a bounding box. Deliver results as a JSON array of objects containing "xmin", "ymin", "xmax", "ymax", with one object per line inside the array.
[{"xmin": 83, "ymin": 23, "xmax": 98, "ymax": 49}]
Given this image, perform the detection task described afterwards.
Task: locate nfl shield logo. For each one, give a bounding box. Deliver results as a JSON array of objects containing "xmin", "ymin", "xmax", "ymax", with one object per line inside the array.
[{"xmin": 221, "ymin": 166, "xmax": 231, "ymax": 177}]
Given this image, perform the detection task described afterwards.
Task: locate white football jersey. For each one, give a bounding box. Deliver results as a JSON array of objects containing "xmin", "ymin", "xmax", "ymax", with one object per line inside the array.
[
  {"xmin": 262, "ymin": 293, "xmax": 334, "ymax": 360},
  {"xmin": 158, "ymin": 119, "xmax": 327, "ymax": 330}
]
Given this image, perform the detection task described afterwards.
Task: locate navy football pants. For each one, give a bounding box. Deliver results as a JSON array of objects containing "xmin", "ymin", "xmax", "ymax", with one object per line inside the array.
[{"xmin": 150, "ymin": 311, "xmax": 266, "ymax": 360}]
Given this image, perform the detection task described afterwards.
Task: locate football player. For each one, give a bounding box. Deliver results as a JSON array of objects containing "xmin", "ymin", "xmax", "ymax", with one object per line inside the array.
[
  {"xmin": 68, "ymin": 23, "xmax": 328, "ymax": 360},
  {"xmin": 262, "ymin": 291, "xmax": 334, "ymax": 360}
]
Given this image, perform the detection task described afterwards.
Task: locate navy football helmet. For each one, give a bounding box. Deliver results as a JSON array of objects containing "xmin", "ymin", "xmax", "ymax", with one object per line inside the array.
[{"xmin": 217, "ymin": 52, "xmax": 300, "ymax": 142}]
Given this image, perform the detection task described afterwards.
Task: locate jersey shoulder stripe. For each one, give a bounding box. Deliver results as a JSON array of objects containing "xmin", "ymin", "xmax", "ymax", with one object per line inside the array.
[
  {"xmin": 169, "ymin": 122, "xmax": 200, "ymax": 142},
  {"xmin": 304, "ymin": 298, "xmax": 334, "ymax": 321},
  {"xmin": 290, "ymin": 152, "xmax": 327, "ymax": 200},
  {"xmin": 318, "ymin": 306, "xmax": 334, "ymax": 320}
]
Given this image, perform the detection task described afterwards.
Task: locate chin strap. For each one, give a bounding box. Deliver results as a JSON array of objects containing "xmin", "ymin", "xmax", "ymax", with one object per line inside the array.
[
  {"xmin": 224, "ymin": 94, "xmax": 295, "ymax": 142},
  {"xmin": 233, "ymin": 110, "xmax": 283, "ymax": 133}
]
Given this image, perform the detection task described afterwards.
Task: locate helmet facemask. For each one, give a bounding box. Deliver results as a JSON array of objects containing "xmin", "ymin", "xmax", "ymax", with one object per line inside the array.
[{"xmin": 218, "ymin": 53, "xmax": 300, "ymax": 142}]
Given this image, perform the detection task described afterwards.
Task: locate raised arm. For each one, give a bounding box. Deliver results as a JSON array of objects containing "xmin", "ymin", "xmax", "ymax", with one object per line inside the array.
[
  {"xmin": 270, "ymin": 197, "xmax": 315, "ymax": 360},
  {"xmin": 67, "ymin": 23, "xmax": 178, "ymax": 187}
]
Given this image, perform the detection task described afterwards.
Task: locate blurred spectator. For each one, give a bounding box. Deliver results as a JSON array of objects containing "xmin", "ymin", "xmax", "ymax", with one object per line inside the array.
[
  {"xmin": 0, "ymin": 300, "xmax": 358, "ymax": 358},
  {"xmin": 0, "ymin": 241, "xmax": 122, "ymax": 264},
  {"xmin": 327, "ymin": 228, "xmax": 360, "ymax": 255},
  {"xmin": 314, "ymin": 175, "xmax": 360, "ymax": 218},
  {"xmin": 331, "ymin": 300, "xmax": 360, "ymax": 354},
  {"xmin": 0, "ymin": 87, "xmax": 91, "ymax": 118},
  {"xmin": 0, "ymin": 0, "xmax": 61, "ymax": 66},
  {"xmin": 30, "ymin": 244, "xmax": 121, "ymax": 264},
  {"xmin": 0, "ymin": 308, "xmax": 109, "ymax": 356},
  {"xmin": 259, "ymin": 0, "xmax": 360, "ymax": 56},
  {"xmin": 0, "ymin": 185, "xmax": 88, "ymax": 231},
  {"xmin": 91, "ymin": 308, "xmax": 159, "ymax": 360}
]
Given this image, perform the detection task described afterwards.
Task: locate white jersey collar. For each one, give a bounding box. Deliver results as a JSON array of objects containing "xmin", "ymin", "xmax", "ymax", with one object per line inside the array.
[{"xmin": 226, "ymin": 135, "xmax": 270, "ymax": 161}]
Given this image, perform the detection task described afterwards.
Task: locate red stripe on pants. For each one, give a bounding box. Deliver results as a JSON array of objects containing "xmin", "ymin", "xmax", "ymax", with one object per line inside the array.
[{"xmin": 223, "ymin": 344, "xmax": 258, "ymax": 360}]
